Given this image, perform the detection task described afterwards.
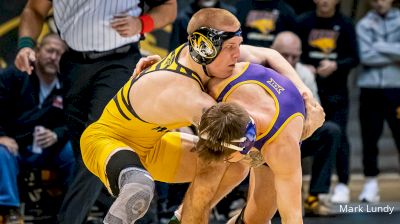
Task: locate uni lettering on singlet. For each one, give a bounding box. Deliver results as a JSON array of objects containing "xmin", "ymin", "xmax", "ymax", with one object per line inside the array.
[{"xmin": 266, "ymin": 78, "xmax": 285, "ymax": 94}]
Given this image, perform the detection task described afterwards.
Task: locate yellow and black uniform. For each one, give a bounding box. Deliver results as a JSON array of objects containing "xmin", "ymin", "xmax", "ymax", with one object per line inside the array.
[{"xmin": 81, "ymin": 44, "xmax": 204, "ymax": 191}]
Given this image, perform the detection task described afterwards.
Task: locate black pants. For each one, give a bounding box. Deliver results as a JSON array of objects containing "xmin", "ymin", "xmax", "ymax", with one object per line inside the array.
[
  {"xmin": 359, "ymin": 88, "xmax": 400, "ymax": 177},
  {"xmin": 301, "ymin": 121, "xmax": 340, "ymax": 195},
  {"xmin": 58, "ymin": 44, "xmax": 141, "ymax": 224},
  {"xmin": 319, "ymin": 90, "xmax": 350, "ymax": 184}
]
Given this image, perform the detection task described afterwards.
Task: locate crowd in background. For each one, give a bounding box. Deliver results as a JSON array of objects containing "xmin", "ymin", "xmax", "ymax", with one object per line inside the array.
[{"xmin": 0, "ymin": 0, "xmax": 399, "ymax": 223}]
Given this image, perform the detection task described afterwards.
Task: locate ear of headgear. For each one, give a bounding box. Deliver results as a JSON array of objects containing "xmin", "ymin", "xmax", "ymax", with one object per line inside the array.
[
  {"xmin": 235, "ymin": 117, "xmax": 257, "ymax": 155},
  {"xmin": 188, "ymin": 27, "xmax": 242, "ymax": 65}
]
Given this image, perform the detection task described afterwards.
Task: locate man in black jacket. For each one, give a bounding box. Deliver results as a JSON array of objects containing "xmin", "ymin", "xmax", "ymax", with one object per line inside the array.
[
  {"xmin": 236, "ymin": 0, "xmax": 298, "ymax": 47},
  {"xmin": 0, "ymin": 33, "xmax": 75, "ymax": 223},
  {"xmin": 297, "ymin": 0, "xmax": 359, "ymax": 204}
]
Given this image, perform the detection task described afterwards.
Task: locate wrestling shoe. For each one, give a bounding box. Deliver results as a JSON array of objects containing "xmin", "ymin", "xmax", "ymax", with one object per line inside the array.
[
  {"xmin": 304, "ymin": 195, "xmax": 334, "ymax": 217},
  {"xmin": 167, "ymin": 215, "xmax": 180, "ymax": 224},
  {"xmin": 359, "ymin": 178, "xmax": 380, "ymax": 203},
  {"xmin": 331, "ymin": 183, "xmax": 350, "ymax": 203}
]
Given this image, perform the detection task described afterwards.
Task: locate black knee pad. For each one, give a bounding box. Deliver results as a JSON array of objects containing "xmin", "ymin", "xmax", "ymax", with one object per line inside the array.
[{"xmin": 105, "ymin": 150, "xmax": 145, "ymax": 196}]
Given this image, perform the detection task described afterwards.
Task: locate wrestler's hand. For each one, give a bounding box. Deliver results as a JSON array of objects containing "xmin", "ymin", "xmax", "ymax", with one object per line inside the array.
[
  {"xmin": 111, "ymin": 14, "xmax": 142, "ymax": 37},
  {"xmin": 0, "ymin": 136, "xmax": 19, "ymax": 156},
  {"xmin": 301, "ymin": 93, "xmax": 325, "ymax": 140},
  {"xmin": 226, "ymin": 148, "xmax": 264, "ymax": 168},
  {"xmin": 132, "ymin": 55, "xmax": 162, "ymax": 77},
  {"xmin": 15, "ymin": 47, "xmax": 36, "ymax": 75}
]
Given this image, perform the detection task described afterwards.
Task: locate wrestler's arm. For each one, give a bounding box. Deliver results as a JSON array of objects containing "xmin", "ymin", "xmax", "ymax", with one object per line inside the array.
[
  {"xmin": 263, "ymin": 117, "xmax": 303, "ymax": 224},
  {"xmin": 239, "ymin": 45, "xmax": 312, "ymax": 97},
  {"xmin": 178, "ymin": 90, "xmax": 228, "ymax": 223},
  {"xmin": 181, "ymin": 157, "xmax": 228, "ymax": 223},
  {"xmin": 136, "ymin": 47, "xmax": 309, "ymax": 97},
  {"xmin": 240, "ymin": 45, "xmax": 325, "ymax": 139}
]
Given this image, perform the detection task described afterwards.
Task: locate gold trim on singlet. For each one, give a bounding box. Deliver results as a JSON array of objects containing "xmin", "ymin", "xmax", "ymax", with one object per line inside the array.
[
  {"xmin": 221, "ymin": 80, "xmax": 280, "ymax": 142},
  {"xmin": 134, "ymin": 44, "xmax": 205, "ymax": 91}
]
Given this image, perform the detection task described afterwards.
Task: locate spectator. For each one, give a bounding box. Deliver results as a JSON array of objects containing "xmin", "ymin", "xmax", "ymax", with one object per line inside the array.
[
  {"xmin": 15, "ymin": 0, "xmax": 177, "ymax": 223},
  {"xmin": 235, "ymin": 0, "xmax": 298, "ymax": 47},
  {"xmin": 356, "ymin": 0, "xmax": 400, "ymax": 203},
  {"xmin": 169, "ymin": 0, "xmax": 236, "ymax": 51},
  {"xmin": 0, "ymin": 33, "xmax": 74, "ymax": 223},
  {"xmin": 284, "ymin": 0, "xmax": 316, "ymax": 15},
  {"xmin": 297, "ymin": 0, "xmax": 359, "ymax": 203},
  {"xmin": 272, "ymin": 31, "xmax": 340, "ymax": 216}
]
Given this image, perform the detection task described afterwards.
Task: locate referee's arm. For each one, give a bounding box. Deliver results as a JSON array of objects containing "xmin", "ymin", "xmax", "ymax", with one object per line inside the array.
[
  {"xmin": 19, "ymin": 0, "xmax": 51, "ymax": 44},
  {"xmin": 15, "ymin": 0, "xmax": 52, "ymax": 74},
  {"xmin": 146, "ymin": 0, "xmax": 177, "ymax": 30}
]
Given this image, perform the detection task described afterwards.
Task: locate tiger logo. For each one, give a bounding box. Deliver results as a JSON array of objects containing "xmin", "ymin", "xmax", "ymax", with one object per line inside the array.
[{"xmin": 189, "ymin": 32, "xmax": 217, "ymax": 59}]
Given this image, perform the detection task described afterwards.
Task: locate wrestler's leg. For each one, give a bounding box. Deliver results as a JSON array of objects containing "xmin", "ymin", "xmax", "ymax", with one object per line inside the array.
[
  {"xmin": 209, "ymin": 162, "xmax": 250, "ymax": 208},
  {"xmin": 227, "ymin": 166, "xmax": 277, "ymax": 224},
  {"xmin": 81, "ymin": 127, "xmax": 155, "ymax": 224},
  {"xmin": 155, "ymin": 132, "xmax": 249, "ymax": 222},
  {"xmin": 104, "ymin": 150, "xmax": 155, "ymax": 224}
]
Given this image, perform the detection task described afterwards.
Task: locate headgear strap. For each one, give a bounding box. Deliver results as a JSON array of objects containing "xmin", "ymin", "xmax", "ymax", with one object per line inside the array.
[{"xmin": 199, "ymin": 116, "xmax": 257, "ymax": 155}]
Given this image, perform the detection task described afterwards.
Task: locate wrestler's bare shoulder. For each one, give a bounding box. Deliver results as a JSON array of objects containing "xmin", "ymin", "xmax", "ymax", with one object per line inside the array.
[
  {"xmin": 208, "ymin": 62, "xmax": 248, "ymax": 94},
  {"xmin": 135, "ymin": 70, "xmax": 202, "ymax": 90},
  {"xmin": 209, "ymin": 62, "xmax": 277, "ymax": 135},
  {"xmin": 128, "ymin": 70, "xmax": 213, "ymax": 125}
]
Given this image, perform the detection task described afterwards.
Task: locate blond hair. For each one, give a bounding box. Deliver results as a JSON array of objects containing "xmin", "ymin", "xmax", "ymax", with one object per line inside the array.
[
  {"xmin": 187, "ymin": 8, "xmax": 240, "ymax": 34},
  {"xmin": 196, "ymin": 102, "xmax": 250, "ymax": 161}
]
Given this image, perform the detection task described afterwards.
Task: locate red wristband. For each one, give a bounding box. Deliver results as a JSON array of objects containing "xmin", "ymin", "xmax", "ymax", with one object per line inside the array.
[{"xmin": 139, "ymin": 14, "xmax": 154, "ymax": 34}]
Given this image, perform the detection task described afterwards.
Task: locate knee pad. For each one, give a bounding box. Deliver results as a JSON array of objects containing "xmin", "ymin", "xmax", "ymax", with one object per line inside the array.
[
  {"xmin": 106, "ymin": 150, "xmax": 145, "ymax": 196},
  {"xmin": 105, "ymin": 168, "xmax": 155, "ymax": 224},
  {"xmin": 118, "ymin": 167, "xmax": 154, "ymax": 190}
]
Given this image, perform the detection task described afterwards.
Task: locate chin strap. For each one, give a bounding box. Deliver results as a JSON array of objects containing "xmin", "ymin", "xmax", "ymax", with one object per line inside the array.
[{"xmin": 202, "ymin": 64, "xmax": 211, "ymax": 77}]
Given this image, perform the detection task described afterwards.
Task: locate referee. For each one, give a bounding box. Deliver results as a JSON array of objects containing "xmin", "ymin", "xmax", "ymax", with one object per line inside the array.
[{"xmin": 15, "ymin": 0, "xmax": 177, "ymax": 223}]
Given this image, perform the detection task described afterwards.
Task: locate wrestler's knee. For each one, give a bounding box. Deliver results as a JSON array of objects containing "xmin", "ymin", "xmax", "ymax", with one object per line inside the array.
[
  {"xmin": 105, "ymin": 167, "xmax": 155, "ymax": 224},
  {"xmin": 106, "ymin": 149, "xmax": 146, "ymax": 195}
]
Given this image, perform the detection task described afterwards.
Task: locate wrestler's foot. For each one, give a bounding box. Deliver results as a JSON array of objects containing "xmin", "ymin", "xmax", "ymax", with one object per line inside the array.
[
  {"xmin": 167, "ymin": 215, "xmax": 180, "ymax": 224},
  {"xmin": 104, "ymin": 183, "xmax": 154, "ymax": 224},
  {"xmin": 304, "ymin": 195, "xmax": 334, "ymax": 217}
]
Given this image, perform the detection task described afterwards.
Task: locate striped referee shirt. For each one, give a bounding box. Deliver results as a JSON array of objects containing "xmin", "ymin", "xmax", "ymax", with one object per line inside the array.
[{"xmin": 53, "ymin": 0, "xmax": 142, "ymax": 52}]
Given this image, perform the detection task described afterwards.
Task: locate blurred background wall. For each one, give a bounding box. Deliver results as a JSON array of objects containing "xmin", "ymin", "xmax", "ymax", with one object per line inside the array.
[{"xmin": 2, "ymin": 0, "xmax": 399, "ymax": 68}]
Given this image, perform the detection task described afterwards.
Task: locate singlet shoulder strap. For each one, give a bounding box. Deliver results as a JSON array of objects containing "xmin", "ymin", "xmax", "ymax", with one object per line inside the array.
[{"xmin": 134, "ymin": 44, "xmax": 205, "ymax": 91}]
